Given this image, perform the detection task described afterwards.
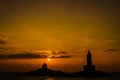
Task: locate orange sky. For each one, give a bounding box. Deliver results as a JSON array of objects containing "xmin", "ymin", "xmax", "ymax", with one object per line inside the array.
[{"xmin": 0, "ymin": 0, "xmax": 120, "ymax": 72}]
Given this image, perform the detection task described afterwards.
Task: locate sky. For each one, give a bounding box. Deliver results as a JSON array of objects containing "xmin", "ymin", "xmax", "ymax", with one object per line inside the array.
[{"xmin": 0, "ymin": 0, "xmax": 120, "ymax": 72}]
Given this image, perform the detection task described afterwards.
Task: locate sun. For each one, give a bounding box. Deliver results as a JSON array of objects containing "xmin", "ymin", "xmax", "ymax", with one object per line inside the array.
[{"xmin": 47, "ymin": 58, "xmax": 51, "ymax": 61}]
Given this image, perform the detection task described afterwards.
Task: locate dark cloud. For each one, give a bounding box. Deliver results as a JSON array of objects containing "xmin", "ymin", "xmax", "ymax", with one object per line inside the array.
[
  {"xmin": 0, "ymin": 53, "xmax": 47, "ymax": 59},
  {"xmin": 58, "ymin": 51, "xmax": 68, "ymax": 54},
  {"xmin": 0, "ymin": 50, "xmax": 71, "ymax": 59},
  {"xmin": 51, "ymin": 51, "xmax": 70, "ymax": 58},
  {"xmin": 51, "ymin": 55, "xmax": 70, "ymax": 58},
  {"xmin": 52, "ymin": 51, "xmax": 67, "ymax": 55},
  {"xmin": 0, "ymin": 35, "xmax": 14, "ymax": 54},
  {"xmin": 104, "ymin": 49, "xmax": 120, "ymax": 52},
  {"xmin": 0, "ymin": 36, "xmax": 17, "ymax": 54},
  {"xmin": 0, "ymin": 35, "xmax": 7, "ymax": 45},
  {"xmin": 0, "ymin": 52, "xmax": 71, "ymax": 59},
  {"xmin": 0, "ymin": 39, "xmax": 6, "ymax": 45}
]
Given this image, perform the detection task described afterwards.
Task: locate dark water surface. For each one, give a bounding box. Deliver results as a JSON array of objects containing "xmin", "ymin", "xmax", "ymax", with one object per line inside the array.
[{"xmin": 0, "ymin": 73, "xmax": 119, "ymax": 80}]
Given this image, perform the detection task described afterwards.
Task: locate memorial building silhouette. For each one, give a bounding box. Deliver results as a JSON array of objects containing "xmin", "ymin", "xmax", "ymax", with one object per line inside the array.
[{"xmin": 84, "ymin": 51, "xmax": 96, "ymax": 73}]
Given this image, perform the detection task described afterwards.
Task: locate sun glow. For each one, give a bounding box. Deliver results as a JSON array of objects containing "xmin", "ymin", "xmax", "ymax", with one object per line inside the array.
[{"xmin": 48, "ymin": 58, "xmax": 51, "ymax": 61}]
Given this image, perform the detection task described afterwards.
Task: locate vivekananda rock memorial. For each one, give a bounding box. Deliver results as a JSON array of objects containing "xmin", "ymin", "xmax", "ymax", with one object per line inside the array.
[{"xmin": 19, "ymin": 51, "xmax": 110, "ymax": 77}]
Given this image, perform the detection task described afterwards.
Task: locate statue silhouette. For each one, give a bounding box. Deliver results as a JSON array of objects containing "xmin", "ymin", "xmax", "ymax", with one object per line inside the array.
[
  {"xmin": 84, "ymin": 51, "xmax": 96, "ymax": 73},
  {"xmin": 87, "ymin": 51, "xmax": 92, "ymax": 66}
]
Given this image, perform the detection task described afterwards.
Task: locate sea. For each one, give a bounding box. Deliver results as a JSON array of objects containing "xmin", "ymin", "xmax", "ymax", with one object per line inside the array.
[{"xmin": 0, "ymin": 72, "xmax": 120, "ymax": 80}]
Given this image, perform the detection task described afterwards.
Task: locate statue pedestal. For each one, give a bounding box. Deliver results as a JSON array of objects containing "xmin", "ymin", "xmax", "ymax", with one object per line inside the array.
[{"xmin": 84, "ymin": 65, "xmax": 96, "ymax": 73}]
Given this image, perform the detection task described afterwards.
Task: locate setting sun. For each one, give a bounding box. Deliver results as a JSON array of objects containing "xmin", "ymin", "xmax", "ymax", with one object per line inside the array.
[{"xmin": 48, "ymin": 58, "xmax": 51, "ymax": 61}]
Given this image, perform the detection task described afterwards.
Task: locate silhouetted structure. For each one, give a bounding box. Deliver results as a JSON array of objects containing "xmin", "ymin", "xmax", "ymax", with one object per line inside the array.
[
  {"xmin": 84, "ymin": 51, "xmax": 96, "ymax": 73},
  {"xmin": 77, "ymin": 51, "xmax": 110, "ymax": 77},
  {"xmin": 21, "ymin": 62, "xmax": 66, "ymax": 76},
  {"xmin": 19, "ymin": 50, "xmax": 110, "ymax": 77},
  {"xmin": 42, "ymin": 62, "xmax": 47, "ymax": 70}
]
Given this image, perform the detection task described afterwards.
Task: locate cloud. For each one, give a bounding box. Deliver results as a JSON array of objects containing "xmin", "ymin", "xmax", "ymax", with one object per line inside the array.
[
  {"xmin": 0, "ymin": 50, "xmax": 71, "ymax": 59},
  {"xmin": 34, "ymin": 50, "xmax": 71, "ymax": 58},
  {"xmin": 51, "ymin": 55, "xmax": 70, "ymax": 58},
  {"xmin": 0, "ymin": 34, "xmax": 71, "ymax": 59},
  {"xmin": 0, "ymin": 39, "xmax": 6, "ymax": 45},
  {"xmin": 104, "ymin": 49, "xmax": 120, "ymax": 52},
  {"xmin": 50, "ymin": 51, "xmax": 71, "ymax": 58},
  {"xmin": 52, "ymin": 51, "xmax": 68, "ymax": 55},
  {"xmin": 0, "ymin": 52, "xmax": 71, "ymax": 59},
  {"xmin": 0, "ymin": 34, "xmax": 7, "ymax": 45},
  {"xmin": 0, "ymin": 36, "xmax": 14, "ymax": 54},
  {"xmin": 0, "ymin": 53, "xmax": 47, "ymax": 59}
]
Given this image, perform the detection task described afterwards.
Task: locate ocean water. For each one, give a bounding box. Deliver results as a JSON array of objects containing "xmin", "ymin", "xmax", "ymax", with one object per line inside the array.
[{"xmin": 0, "ymin": 74, "xmax": 120, "ymax": 80}]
